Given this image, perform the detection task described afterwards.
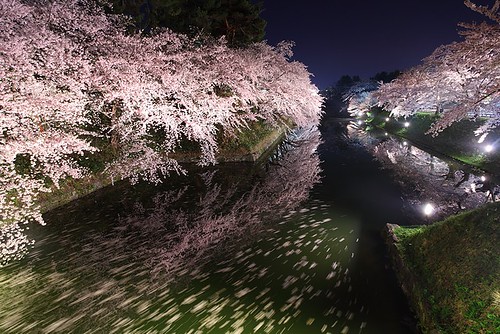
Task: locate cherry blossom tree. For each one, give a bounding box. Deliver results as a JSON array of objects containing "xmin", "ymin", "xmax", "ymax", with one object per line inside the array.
[
  {"xmin": 342, "ymin": 81, "xmax": 380, "ymax": 117},
  {"xmin": 1, "ymin": 0, "xmax": 112, "ymax": 229},
  {"xmin": 0, "ymin": 0, "xmax": 322, "ymax": 261},
  {"xmin": 102, "ymin": 37, "xmax": 322, "ymax": 183},
  {"xmin": 375, "ymin": 0, "xmax": 500, "ymax": 135}
]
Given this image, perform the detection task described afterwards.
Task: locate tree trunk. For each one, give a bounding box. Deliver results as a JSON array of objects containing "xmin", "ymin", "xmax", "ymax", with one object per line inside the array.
[{"xmin": 111, "ymin": 103, "xmax": 120, "ymax": 153}]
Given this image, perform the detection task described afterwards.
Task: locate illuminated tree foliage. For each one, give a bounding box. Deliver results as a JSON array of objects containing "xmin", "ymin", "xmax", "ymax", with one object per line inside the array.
[
  {"xmin": 343, "ymin": 81, "xmax": 379, "ymax": 117},
  {"xmin": 0, "ymin": 0, "xmax": 322, "ymax": 241},
  {"xmin": 375, "ymin": 0, "xmax": 500, "ymax": 135}
]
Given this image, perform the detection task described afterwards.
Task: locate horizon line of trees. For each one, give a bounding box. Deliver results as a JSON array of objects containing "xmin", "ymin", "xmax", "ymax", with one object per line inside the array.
[{"xmin": 321, "ymin": 71, "xmax": 402, "ymax": 117}]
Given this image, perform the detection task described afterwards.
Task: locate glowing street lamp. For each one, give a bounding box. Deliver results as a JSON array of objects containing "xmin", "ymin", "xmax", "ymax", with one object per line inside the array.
[
  {"xmin": 423, "ymin": 203, "xmax": 435, "ymax": 216},
  {"xmin": 483, "ymin": 138, "xmax": 499, "ymax": 153}
]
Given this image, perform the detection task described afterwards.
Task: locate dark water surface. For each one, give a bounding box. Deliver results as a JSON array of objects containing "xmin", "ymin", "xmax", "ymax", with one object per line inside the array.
[{"xmin": 4, "ymin": 117, "xmax": 492, "ymax": 333}]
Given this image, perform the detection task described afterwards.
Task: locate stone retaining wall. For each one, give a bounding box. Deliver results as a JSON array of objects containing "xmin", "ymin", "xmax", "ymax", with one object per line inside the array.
[{"xmin": 38, "ymin": 126, "xmax": 288, "ymax": 214}]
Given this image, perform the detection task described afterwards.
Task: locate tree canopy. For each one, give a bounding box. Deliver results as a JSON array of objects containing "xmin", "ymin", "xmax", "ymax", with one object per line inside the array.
[
  {"xmin": 370, "ymin": 70, "xmax": 401, "ymax": 83},
  {"xmin": 344, "ymin": 1, "xmax": 499, "ymax": 136},
  {"xmin": 0, "ymin": 0, "xmax": 322, "ymax": 248},
  {"xmin": 109, "ymin": 0, "xmax": 266, "ymax": 46},
  {"xmin": 375, "ymin": 0, "xmax": 500, "ymax": 135}
]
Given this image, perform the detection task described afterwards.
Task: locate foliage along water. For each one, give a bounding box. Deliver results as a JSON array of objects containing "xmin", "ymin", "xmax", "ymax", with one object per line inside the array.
[{"xmin": 2, "ymin": 119, "xmax": 495, "ymax": 333}]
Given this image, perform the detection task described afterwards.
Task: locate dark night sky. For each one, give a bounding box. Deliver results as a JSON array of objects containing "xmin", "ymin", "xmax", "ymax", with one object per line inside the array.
[{"xmin": 259, "ymin": 1, "xmax": 491, "ymax": 89}]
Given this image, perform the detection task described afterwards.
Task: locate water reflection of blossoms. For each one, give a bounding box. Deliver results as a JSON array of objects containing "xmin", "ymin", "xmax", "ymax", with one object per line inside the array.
[
  {"xmin": 95, "ymin": 126, "xmax": 323, "ymax": 279},
  {"xmin": 0, "ymin": 127, "xmax": 325, "ymax": 333},
  {"xmin": 348, "ymin": 122, "xmax": 497, "ymax": 222}
]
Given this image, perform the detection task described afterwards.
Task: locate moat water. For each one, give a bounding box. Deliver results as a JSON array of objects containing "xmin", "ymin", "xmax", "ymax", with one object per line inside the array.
[{"xmin": 1, "ymin": 117, "xmax": 493, "ymax": 333}]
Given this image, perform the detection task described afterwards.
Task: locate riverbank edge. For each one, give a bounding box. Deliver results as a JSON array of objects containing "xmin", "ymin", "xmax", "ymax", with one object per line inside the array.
[
  {"xmin": 368, "ymin": 112, "xmax": 500, "ymax": 177},
  {"xmin": 370, "ymin": 111, "xmax": 499, "ymax": 333},
  {"xmin": 382, "ymin": 223, "xmax": 439, "ymax": 334},
  {"xmin": 373, "ymin": 124, "xmax": 491, "ymax": 177},
  {"xmin": 383, "ymin": 224, "xmax": 439, "ymax": 334},
  {"xmin": 37, "ymin": 125, "xmax": 288, "ymax": 214},
  {"xmin": 384, "ymin": 202, "xmax": 500, "ymax": 334}
]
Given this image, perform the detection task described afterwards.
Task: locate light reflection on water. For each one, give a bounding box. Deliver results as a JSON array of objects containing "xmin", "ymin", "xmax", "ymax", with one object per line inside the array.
[
  {"xmin": 0, "ymin": 125, "xmax": 415, "ymax": 333},
  {"xmin": 347, "ymin": 121, "xmax": 498, "ymax": 222}
]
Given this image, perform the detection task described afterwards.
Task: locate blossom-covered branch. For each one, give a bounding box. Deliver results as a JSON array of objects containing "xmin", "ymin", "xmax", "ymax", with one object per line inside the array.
[
  {"xmin": 374, "ymin": 1, "xmax": 499, "ymax": 135},
  {"xmin": 0, "ymin": 0, "xmax": 322, "ymax": 233}
]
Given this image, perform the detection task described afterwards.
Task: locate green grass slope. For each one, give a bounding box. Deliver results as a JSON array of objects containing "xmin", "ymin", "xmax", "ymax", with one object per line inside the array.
[{"xmin": 393, "ymin": 203, "xmax": 500, "ymax": 333}]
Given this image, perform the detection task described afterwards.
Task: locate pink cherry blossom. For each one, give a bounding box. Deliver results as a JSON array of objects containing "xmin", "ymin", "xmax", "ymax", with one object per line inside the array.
[
  {"xmin": 0, "ymin": 0, "xmax": 322, "ymax": 261},
  {"xmin": 375, "ymin": 1, "xmax": 499, "ymax": 135}
]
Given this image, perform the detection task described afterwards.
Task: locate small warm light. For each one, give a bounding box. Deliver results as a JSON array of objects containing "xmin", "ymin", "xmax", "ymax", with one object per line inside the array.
[
  {"xmin": 384, "ymin": 132, "xmax": 388, "ymax": 136},
  {"xmin": 423, "ymin": 203, "xmax": 435, "ymax": 216},
  {"xmin": 404, "ymin": 122, "xmax": 410, "ymax": 128},
  {"xmin": 485, "ymin": 144, "xmax": 494, "ymax": 153},
  {"xmin": 403, "ymin": 141, "xmax": 408, "ymax": 146},
  {"xmin": 385, "ymin": 118, "xmax": 390, "ymax": 122},
  {"xmin": 481, "ymin": 175, "xmax": 486, "ymax": 182}
]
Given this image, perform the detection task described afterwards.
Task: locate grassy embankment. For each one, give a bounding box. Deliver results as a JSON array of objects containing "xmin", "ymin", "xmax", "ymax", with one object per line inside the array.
[
  {"xmin": 35, "ymin": 120, "xmax": 288, "ymax": 215},
  {"xmin": 364, "ymin": 109, "xmax": 500, "ymax": 175},
  {"xmin": 390, "ymin": 203, "xmax": 499, "ymax": 334},
  {"xmin": 365, "ymin": 109, "xmax": 500, "ymax": 332}
]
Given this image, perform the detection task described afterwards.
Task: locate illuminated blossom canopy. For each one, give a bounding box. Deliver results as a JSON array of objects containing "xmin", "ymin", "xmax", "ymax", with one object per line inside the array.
[
  {"xmin": 342, "ymin": 81, "xmax": 380, "ymax": 117},
  {"xmin": 375, "ymin": 0, "xmax": 500, "ymax": 135},
  {"xmin": 0, "ymin": 0, "xmax": 322, "ymax": 242}
]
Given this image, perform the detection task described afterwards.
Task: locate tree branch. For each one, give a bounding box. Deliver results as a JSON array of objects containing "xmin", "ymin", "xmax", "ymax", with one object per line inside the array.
[{"xmin": 464, "ymin": 0, "xmax": 500, "ymax": 23}]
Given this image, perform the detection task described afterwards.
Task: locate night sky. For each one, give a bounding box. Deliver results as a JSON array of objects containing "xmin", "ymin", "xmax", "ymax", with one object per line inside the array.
[{"xmin": 260, "ymin": 1, "xmax": 491, "ymax": 89}]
